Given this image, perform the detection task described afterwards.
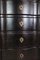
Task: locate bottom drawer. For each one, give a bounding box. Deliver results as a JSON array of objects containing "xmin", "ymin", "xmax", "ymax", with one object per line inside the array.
[{"xmin": 2, "ymin": 48, "xmax": 39, "ymax": 60}]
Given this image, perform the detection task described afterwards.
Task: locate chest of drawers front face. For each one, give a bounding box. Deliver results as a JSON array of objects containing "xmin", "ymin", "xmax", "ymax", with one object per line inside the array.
[{"xmin": 0, "ymin": 0, "xmax": 40, "ymax": 60}]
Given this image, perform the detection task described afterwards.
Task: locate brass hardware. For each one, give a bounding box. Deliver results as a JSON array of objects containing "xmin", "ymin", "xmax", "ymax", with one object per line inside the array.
[
  {"xmin": 20, "ymin": 53, "xmax": 24, "ymax": 59},
  {"xmin": 19, "ymin": 21, "xmax": 24, "ymax": 27},
  {"xmin": 19, "ymin": 37, "xmax": 24, "ymax": 43},
  {"xmin": 19, "ymin": 5, "xmax": 23, "ymax": 10}
]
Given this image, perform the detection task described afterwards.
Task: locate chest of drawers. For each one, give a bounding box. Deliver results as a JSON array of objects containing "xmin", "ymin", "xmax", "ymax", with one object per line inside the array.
[{"xmin": 0, "ymin": 0, "xmax": 40, "ymax": 60}]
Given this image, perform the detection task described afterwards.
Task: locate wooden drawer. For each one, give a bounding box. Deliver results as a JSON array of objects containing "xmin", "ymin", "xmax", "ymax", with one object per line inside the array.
[
  {"xmin": 2, "ymin": 31, "xmax": 34, "ymax": 49},
  {"xmin": 1, "ymin": 0, "xmax": 36, "ymax": 15},
  {"xmin": 1, "ymin": 17, "xmax": 36, "ymax": 31},
  {"xmin": 2, "ymin": 48, "xmax": 38, "ymax": 60}
]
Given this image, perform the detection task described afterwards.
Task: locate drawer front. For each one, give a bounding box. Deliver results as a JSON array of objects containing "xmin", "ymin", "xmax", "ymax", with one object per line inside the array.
[
  {"xmin": 2, "ymin": 31, "xmax": 34, "ymax": 49},
  {"xmin": 2, "ymin": 49, "xmax": 33, "ymax": 60},
  {"xmin": 1, "ymin": 17, "xmax": 36, "ymax": 31},
  {"xmin": 1, "ymin": 0, "xmax": 36, "ymax": 15},
  {"xmin": 2, "ymin": 48, "xmax": 38, "ymax": 60}
]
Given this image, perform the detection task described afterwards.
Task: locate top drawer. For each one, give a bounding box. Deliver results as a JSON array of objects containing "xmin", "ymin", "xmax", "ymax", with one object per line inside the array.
[{"xmin": 1, "ymin": 0, "xmax": 37, "ymax": 15}]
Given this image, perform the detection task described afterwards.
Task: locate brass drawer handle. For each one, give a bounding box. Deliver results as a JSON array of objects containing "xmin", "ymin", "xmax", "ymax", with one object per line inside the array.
[
  {"xmin": 19, "ymin": 21, "xmax": 24, "ymax": 27},
  {"xmin": 19, "ymin": 5, "xmax": 23, "ymax": 10},
  {"xmin": 20, "ymin": 53, "xmax": 24, "ymax": 59},
  {"xmin": 19, "ymin": 37, "xmax": 24, "ymax": 43}
]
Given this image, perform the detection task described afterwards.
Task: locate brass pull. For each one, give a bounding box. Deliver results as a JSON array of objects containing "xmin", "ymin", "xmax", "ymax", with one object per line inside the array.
[
  {"xmin": 19, "ymin": 37, "xmax": 24, "ymax": 43},
  {"xmin": 20, "ymin": 53, "xmax": 24, "ymax": 59},
  {"xmin": 19, "ymin": 5, "xmax": 23, "ymax": 10},
  {"xmin": 19, "ymin": 21, "xmax": 24, "ymax": 27}
]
